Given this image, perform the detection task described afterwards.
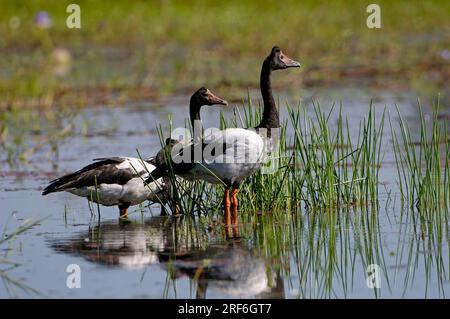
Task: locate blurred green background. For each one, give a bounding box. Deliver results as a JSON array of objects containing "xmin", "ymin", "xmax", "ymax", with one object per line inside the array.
[{"xmin": 0, "ymin": 0, "xmax": 449, "ymax": 109}]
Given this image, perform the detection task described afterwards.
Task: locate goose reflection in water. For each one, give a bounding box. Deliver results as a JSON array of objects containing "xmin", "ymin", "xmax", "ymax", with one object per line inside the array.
[
  {"xmin": 50, "ymin": 218, "xmax": 168, "ymax": 269},
  {"xmin": 48, "ymin": 216, "xmax": 284, "ymax": 298},
  {"xmin": 159, "ymin": 241, "xmax": 285, "ymax": 299}
]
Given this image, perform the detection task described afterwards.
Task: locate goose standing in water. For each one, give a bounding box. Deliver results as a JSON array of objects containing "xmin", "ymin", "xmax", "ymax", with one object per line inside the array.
[
  {"xmin": 42, "ymin": 88, "xmax": 227, "ymax": 218},
  {"xmin": 145, "ymin": 47, "xmax": 300, "ymax": 237},
  {"xmin": 42, "ymin": 153, "xmax": 170, "ymax": 218}
]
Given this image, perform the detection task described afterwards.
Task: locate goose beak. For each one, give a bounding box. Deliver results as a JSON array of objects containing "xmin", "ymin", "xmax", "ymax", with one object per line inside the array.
[
  {"xmin": 284, "ymin": 56, "xmax": 301, "ymax": 68},
  {"xmin": 206, "ymin": 90, "xmax": 228, "ymax": 106},
  {"xmin": 281, "ymin": 51, "xmax": 301, "ymax": 68}
]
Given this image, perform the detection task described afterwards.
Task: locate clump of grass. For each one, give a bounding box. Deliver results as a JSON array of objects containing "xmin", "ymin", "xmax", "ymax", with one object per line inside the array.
[
  {"xmin": 390, "ymin": 102, "xmax": 450, "ymax": 209},
  {"xmin": 137, "ymin": 122, "xmax": 222, "ymax": 218},
  {"xmin": 0, "ymin": 104, "xmax": 75, "ymax": 167},
  {"xmin": 284, "ymin": 101, "xmax": 385, "ymax": 209},
  {"xmin": 155, "ymin": 98, "xmax": 386, "ymax": 216},
  {"xmin": 218, "ymin": 99, "xmax": 386, "ymax": 212}
]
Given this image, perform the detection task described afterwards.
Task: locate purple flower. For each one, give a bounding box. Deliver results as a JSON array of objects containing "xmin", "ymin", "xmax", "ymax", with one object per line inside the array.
[
  {"xmin": 34, "ymin": 11, "xmax": 52, "ymax": 29},
  {"xmin": 440, "ymin": 49, "xmax": 450, "ymax": 60}
]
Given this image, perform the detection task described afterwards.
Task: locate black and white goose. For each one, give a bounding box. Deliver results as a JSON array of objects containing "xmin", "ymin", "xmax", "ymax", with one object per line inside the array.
[
  {"xmin": 42, "ymin": 88, "xmax": 227, "ymax": 217},
  {"xmin": 42, "ymin": 155, "xmax": 170, "ymax": 217},
  {"xmin": 145, "ymin": 47, "xmax": 300, "ymax": 236}
]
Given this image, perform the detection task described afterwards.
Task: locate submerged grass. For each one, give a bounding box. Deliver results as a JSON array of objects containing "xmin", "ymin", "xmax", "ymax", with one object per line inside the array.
[
  {"xmin": 1, "ymin": 215, "xmax": 43, "ymax": 297},
  {"xmin": 154, "ymin": 201, "xmax": 449, "ymax": 298},
  {"xmin": 0, "ymin": 104, "xmax": 76, "ymax": 167}
]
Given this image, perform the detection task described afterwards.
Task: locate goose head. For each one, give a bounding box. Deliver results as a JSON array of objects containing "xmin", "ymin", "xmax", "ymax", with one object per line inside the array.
[
  {"xmin": 191, "ymin": 87, "xmax": 228, "ymax": 107},
  {"xmin": 268, "ymin": 46, "xmax": 301, "ymax": 70},
  {"xmin": 189, "ymin": 87, "xmax": 228, "ymax": 127}
]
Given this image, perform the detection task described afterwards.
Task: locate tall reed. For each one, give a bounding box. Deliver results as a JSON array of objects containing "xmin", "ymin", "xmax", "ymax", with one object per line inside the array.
[{"xmin": 390, "ymin": 102, "xmax": 449, "ymax": 210}]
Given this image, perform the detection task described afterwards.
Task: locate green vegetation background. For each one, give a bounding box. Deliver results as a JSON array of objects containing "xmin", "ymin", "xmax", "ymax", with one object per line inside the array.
[{"xmin": 0, "ymin": 0, "xmax": 449, "ymax": 108}]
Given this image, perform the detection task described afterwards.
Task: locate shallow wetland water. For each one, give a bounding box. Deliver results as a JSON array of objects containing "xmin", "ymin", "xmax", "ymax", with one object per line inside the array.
[{"xmin": 1, "ymin": 87, "xmax": 449, "ymax": 298}]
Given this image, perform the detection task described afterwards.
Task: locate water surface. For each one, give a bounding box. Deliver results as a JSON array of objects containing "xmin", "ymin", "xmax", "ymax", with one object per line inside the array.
[{"xmin": 1, "ymin": 87, "xmax": 449, "ymax": 298}]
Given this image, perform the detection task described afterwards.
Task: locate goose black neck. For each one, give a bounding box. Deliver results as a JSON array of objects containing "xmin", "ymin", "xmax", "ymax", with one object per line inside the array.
[
  {"xmin": 190, "ymin": 98, "xmax": 203, "ymax": 142},
  {"xmin": 256, "ymin": 58, "xmax": 279, "ymax": 129}
]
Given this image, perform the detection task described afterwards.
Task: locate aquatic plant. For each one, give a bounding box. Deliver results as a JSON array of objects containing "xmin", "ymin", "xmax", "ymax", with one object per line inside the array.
[
  {"xmin": 156, "ymin": 99, "xmax": 386, "ymax": 215},
  {"xmin": 1, "ymin": 215, "xmax": 43, "ymax": 297},
  {"xmin": 390, "ymin": 101, "xmax": 450, "ymax": 210}
]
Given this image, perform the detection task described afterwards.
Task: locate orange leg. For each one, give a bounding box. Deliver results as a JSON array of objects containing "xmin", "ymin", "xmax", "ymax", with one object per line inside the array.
[
  {"xmin": 172, "ymin": 202, "xmax": 181, "ymax": 216},
  {"xmin": 231, "ymin": 188, "xmax": 238, "ymax": 222},
  {"xmin": 119, "ymin": 203, "xmax": 130, "ymax": 219},
  {"xmin": 119, "ymin": 207, "xmax": 128, "ymax": 219},
  {"xmin": 230, "ymin": 188, "xmax": 239, "ymax": 237},
  {"xmin": 224, "ymin": 189, "xmax": 231, "ymax": 237}
]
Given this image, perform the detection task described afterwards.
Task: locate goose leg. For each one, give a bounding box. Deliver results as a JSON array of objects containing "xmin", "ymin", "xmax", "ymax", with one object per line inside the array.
[
  {"xmin": 168, "ymin": 201, "xmax": 180, "ymax": 216},
  {"xmin": 223, "ymin": 188, "xmax": 231, "ymax": 238},
  {"xmin": 196, "ymin": 280, "xmax": 208, "ymax": 299},
  {"xmin": 119, "ymin": 203, "xmax": 130, "ymax": 219},
  {"xmin": 231, "ymin": 187, "xmax": 239, "ymax": 237},
  {"xmin": 174, "ymin": 203, "xmax": 180, "ymax": 216}
]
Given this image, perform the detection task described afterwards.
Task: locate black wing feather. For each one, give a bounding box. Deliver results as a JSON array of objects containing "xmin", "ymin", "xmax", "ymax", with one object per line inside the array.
[
  {"xmin": 143, "ymin": 139, "xmax": 229, "ymax": 186},
  {"xmin": 42, "ymin": 158, "xmax": 134, "ymax": 195}
]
